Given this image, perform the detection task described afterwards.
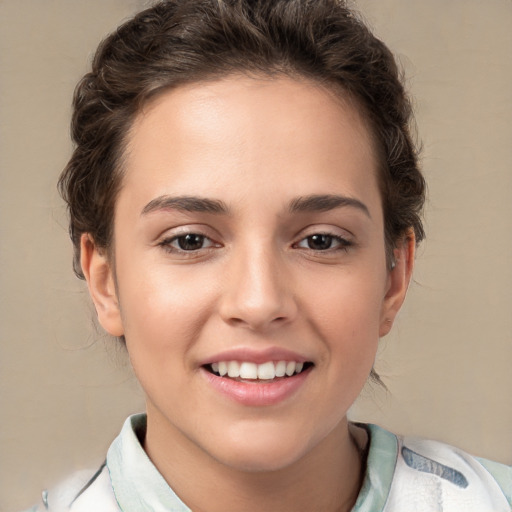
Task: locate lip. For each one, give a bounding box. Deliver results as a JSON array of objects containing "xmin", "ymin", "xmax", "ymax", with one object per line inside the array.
[
  {"xmin": 201, "ymin": 365, "xmax": 313, "ymax": 407},
  {"xmin": 199, "ymin": 347, "xmax": 311, "ymax": 366}
]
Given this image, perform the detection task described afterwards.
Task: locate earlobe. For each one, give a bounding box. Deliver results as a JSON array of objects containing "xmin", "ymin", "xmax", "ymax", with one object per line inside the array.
[
  {"xmin": 379, "ymin": 231, "xmax": 416, "ymax": 337},
  {"xmin": 80, "ymin": 234, "xmax": 124, "ymax": 337}
]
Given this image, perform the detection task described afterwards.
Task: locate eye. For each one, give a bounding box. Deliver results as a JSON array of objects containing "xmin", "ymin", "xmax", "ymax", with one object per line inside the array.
[
  {"xmin": 160, "ymin": 233, "xmax": 216, "ymax": 252},
  {"xmin": 296, "ymin": 233, "xmax": 351, "ymax": 251}
]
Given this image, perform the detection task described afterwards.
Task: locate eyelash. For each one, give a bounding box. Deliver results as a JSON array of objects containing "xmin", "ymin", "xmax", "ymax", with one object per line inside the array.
[
  {"xmin": 294, "ymin": 233, "xmax": 352, "ymax": 252},
  {"xmin": 158, "ymin": 233, "xmax": 218, "ymax": 254},
  {"xmin": 158, "ymin": 231, "xmax": 352, "ymax": 255}
]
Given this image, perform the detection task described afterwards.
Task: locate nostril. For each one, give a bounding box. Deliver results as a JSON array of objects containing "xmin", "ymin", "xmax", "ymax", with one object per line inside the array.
[
  {"xmin": 225, "ymin": 315, "xmax": 288, "ymax": 330},
  {"xmin": 227, "ymin": 317, "xmax": 248, "ymax": 327}
]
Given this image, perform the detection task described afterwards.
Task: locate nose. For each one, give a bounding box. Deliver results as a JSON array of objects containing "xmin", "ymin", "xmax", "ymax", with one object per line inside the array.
[{"xmin": 219, "ymin": 243, "xmax": 297, "ymax": 331}]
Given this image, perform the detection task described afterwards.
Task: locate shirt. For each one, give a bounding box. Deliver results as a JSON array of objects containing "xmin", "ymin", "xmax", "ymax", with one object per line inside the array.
[{"xmin": 26, "ymin": 414, "xmax": 512, "ymax": 511}]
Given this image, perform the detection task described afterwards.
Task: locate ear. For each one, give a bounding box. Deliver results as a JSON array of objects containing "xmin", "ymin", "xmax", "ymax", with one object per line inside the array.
[
  {"xmin": 80, "ymin": 233, "xmax": 124, "ymax": 337},
  {"xmin": 379, "ymin": 231, "xmax": 415, "ymax": 337}
]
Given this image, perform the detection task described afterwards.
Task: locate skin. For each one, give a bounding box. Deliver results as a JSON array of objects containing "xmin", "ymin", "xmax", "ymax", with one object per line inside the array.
[{"xmin": 81, "ymin": 75, "xmax": 414, "ymax": 512}]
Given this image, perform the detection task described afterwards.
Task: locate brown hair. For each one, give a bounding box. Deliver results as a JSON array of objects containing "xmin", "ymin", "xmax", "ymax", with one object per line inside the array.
[{"xmin": 60, "ymin": 0, "xmax": 425, "ymax": 278}]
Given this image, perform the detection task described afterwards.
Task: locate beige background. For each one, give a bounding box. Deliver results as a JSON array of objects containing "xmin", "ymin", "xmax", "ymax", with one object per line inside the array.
[{"xmin": 1, "ymin": 0, "xmax": 511, "ymax": 510}]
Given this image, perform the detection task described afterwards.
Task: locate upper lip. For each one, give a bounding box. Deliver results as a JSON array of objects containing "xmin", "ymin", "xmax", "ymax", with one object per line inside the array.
[{"xmin": 199, "ymin": 347, "xmax": 312, "ymax": 366}]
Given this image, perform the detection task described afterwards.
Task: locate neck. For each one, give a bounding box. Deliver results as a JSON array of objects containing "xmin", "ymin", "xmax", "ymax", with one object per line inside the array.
[{"xmin": 144, "ymin": 406, "xmax": 365, "ymax": 512}]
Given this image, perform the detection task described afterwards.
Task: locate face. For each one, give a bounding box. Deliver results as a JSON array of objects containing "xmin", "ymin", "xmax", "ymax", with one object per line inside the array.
[{"xmin": 83, "ymin": 75, "xmax": 412, "ymax": 473}]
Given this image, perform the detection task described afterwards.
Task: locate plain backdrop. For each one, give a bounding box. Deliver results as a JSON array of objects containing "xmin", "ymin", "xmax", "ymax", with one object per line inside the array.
[{"xmin": 1, "ymin": 1, "xmax": 511, "ymax": 510}]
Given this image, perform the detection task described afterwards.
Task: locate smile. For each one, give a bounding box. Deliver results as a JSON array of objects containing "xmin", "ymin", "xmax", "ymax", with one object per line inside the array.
[
  {"xmin": 207, "ymin": 360, "xmax": 311, "ymax": 380},
  {"xmin": 202, "ymin": 360, "xmax": 314, "ymax": 406}
]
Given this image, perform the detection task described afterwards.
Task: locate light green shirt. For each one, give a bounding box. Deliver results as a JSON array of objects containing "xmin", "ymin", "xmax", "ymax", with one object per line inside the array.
[{"xmin": 26, "ymin": 414, "xmax": 512, "ymax": 511}]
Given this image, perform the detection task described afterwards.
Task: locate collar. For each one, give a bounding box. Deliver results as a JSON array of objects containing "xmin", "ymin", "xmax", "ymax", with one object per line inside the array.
[
  {"xmin": 107, "ymin": 414, "xmax": 190, "ymax": 511},
  {"xmin": 107, "ymin": 414, "xmax": 398, "ymax": 512}
]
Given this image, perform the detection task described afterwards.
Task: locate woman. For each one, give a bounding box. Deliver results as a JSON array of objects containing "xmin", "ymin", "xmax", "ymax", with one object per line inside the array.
[{"xmin": 26, "ymin": 0, "xmax": 511, "ymax": 510}]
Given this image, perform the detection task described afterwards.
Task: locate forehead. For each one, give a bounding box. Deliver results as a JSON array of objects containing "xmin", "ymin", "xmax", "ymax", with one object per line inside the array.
[{"xmin": 121, "ymin": 75, "xmax": 381, "ymax": 216}]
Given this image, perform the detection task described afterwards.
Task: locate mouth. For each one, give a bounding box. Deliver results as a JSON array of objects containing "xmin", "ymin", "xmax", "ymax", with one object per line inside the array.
[{"xmin": 203, "ymin": 360, "xmax": 314, "ymax": 382}]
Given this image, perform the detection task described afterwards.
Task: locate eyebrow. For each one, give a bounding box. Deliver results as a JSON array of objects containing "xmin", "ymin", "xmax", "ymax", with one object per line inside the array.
[
  {"xmin": 141, "ymin": 195, "xmax": 229, "ymax": 216},
  {"xmin": 141, "ymin": 193, "xmax": 370, "ymax": 218},
  {"xmin": 288, "ymin": 194, "xmax": 371, "ymax": 218}
]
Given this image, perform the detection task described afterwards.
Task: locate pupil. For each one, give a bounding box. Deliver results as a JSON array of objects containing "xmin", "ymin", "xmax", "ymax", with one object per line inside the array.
[
  {"xmin": 178, "ymin": 234, "xmax": 204, "ymax": 250},
  {"xmin": 308, "ymin": 234, "xmax": 332, "ymax": 250}
]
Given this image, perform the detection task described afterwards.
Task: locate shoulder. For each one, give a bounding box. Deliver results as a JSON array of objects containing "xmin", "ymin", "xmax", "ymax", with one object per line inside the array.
[
  {"xmin": 28, "ymin": 463, "xmax": 120, "ymax": 512},
  {"xmin": 360, "ymin": 424, "xmax": 512, "ymax": 512},
  {"xmin": 68, "ymin": 463, "xmax": 120, "ymax": 512}
]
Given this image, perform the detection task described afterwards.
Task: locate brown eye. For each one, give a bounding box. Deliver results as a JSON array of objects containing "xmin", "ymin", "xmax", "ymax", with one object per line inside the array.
[
  {"xmin": 295, "ymin": 233, "xmax": 352, "ymax": 252},
  {"xmin": 306, "ymin": 234, "xmax": 334, "ymax": 250},
  {"xmin": 160, "ymin": 233, "xmax": 216, "ymax": 253},
  {"xmin": 176, "ymin": 234, "xmax": 206, "ymax": 251}
]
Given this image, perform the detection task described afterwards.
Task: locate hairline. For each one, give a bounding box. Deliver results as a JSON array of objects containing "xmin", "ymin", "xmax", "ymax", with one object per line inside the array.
[{"xmin": 97, "ymin": 70, "xmax": 393, "ymax": 270}]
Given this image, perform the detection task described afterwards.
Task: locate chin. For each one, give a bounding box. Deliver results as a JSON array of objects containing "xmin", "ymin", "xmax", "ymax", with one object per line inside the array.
[
  {"xmin": 207, "ymin": 421, "xmax": 319, "ymax": 473},
  {"xmin": 215, "ymin": 446, "xmax": 305, "ymax": 473}
]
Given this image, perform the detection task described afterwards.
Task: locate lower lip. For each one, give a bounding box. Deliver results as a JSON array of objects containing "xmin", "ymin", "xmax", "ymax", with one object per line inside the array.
[{"xmin": 201, "ymin": 367, "xmax": 312, "ymax": 407}]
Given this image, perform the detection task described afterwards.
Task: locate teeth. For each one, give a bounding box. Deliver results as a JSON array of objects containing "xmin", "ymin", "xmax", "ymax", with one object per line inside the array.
[
  {"xmin": 275, "ymin": 361, "xmax": 287, "ymax": 377},
  {"xmin": 257, "ymin": 361, "xmax": 275, "ymax": 380},
  {"xmin": 227, "ymin": 361, "xmax": 240, "ymax": 378},
  {"xmin": 239, "ymin": 362, "xmax": 258, "ymax": 379},
  {"xmin": 209, "ymin": 360, "xmax": 308, "ymax": 380},
  {"xmin": 218, "ymin": 361, "xmax": 228, "ymax": 377}
]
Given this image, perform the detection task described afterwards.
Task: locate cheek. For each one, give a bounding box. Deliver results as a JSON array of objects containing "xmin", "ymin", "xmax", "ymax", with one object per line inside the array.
[
  {"xmin": 301, "ymin": 267, "xmax": 386, "ymax": 332},
  {"xmin": 300, "ymin": 268, "xmax": 386, "ymax": 377},
  {"xmin": 116, "ymin": 262, "xmax": 218, "ymax": 367}
]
